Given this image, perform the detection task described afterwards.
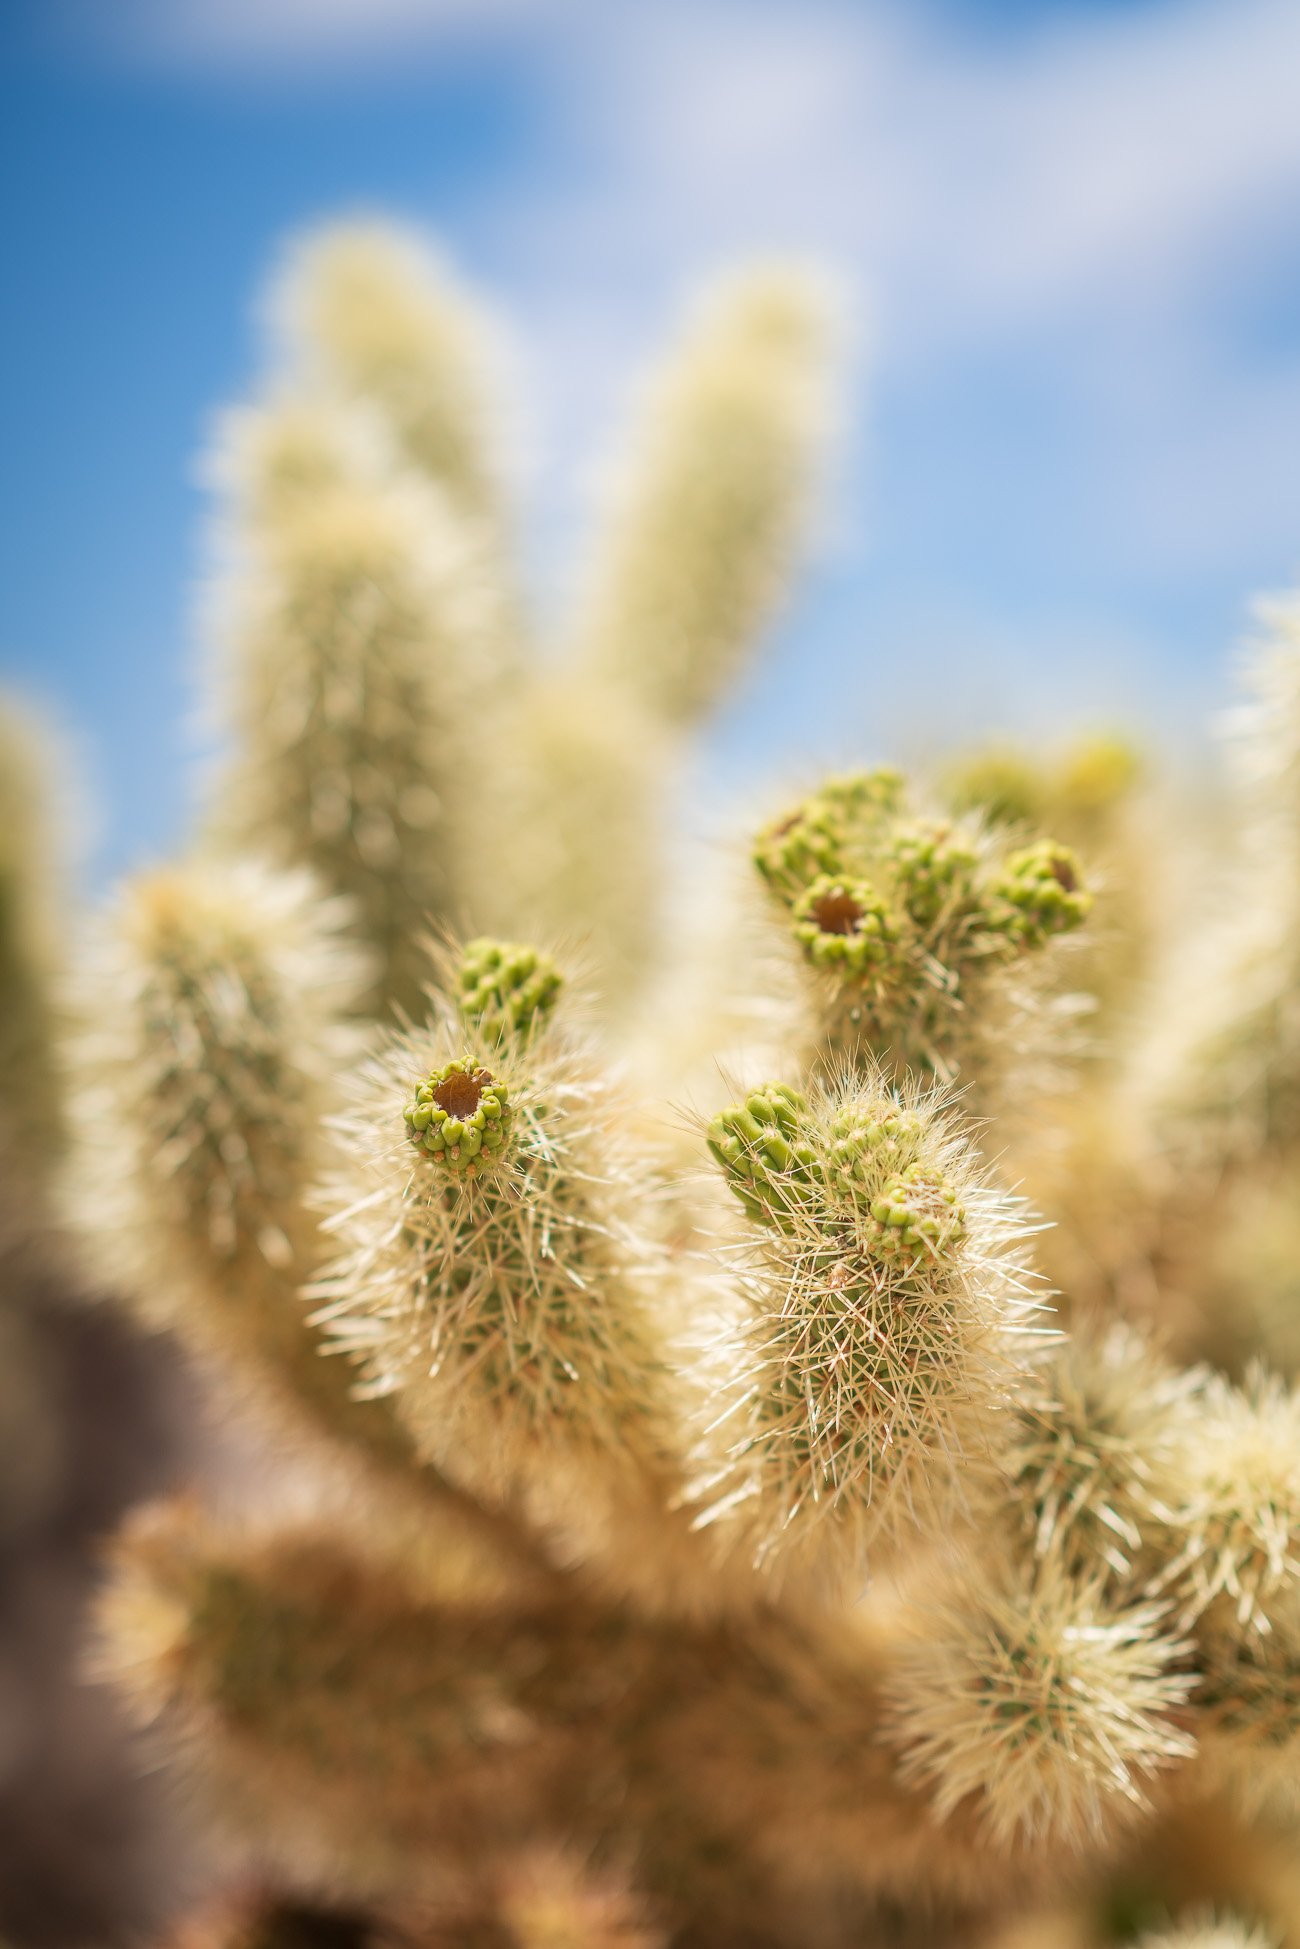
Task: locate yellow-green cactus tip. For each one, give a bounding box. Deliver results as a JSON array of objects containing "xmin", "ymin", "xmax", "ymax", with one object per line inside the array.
[
  {"xmin": 457, "ymin": 937, "xmax": 563, "ymax": 1043},
  {"xmin": 993, "ymin": 839, "xmax": 1092, "ymax": 946},
  {"xmin": 752, "ymin": 798, "xmax": 844, "ymax": 901},
  {"xmin": 1059, "ymin": 734, "xmax": 1142, "ymax": 815},
  {"xmin": 867, "ymin": 1163, "xmax": 967, "ymax": 1262},
  {"xmin": 824, "ymin": 1102, "xmax": 925, "ymax": 1194},
  {"xmin": 820, "ymin": 766, "xmax": 906, "ymax": 819},
  {"xmin": 403, "ymin": 1056, "xmax": 513, "ymax": 1176},
  {"xmin": 707, "ymin": 1081, "xmax": 815, "ymax": 1227},
  {"xmin": 888, "ymin": 822, "xmax": 981, "ymax": 929},
  {"xmin": 944, "ymin": 749, "xmax": 1044, "ymax": 828},
  {"xmin": 791, "ymin": 874, "xmax": 902, "ymax": 979},
  {"xmin": 752, "ymin": 769, "xmax": 904, "ymax": 903}
]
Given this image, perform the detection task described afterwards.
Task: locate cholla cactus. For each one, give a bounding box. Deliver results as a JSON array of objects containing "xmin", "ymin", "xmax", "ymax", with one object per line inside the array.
[
  {"xmin": 0, "ymin": 695, "xmax": 70, "ymax": 1184},
  {"xmin": 1159, "ymin": 1370, "xmax": 1300, "ymax": 1639},
  {"xmin": 311, "ymin": 943, "xmax": 683, "ymax": 1526},
  {"xmin": 697, "ymin": 1071, "xmax": 1044, "ymax": 1581},
  {"xmin": 752, "ymin": 767, "xmax": 1091, "ymax": 1101},
  {"xmin": 571, "ymin": 265, "xmax": 835, "ymax": 729},
  {"xmin": 203, "ymin": 399, "xmax": 507, "ymax": 1018},
  {"xmin": 62, "ymin": 860, "xmax": 425, "ymax": 1481},
  {"xmin": 885, "ymin": 1562, "xmax": 1193, "ymax": 1848},
  {"xmin": 1004, "ymin": 1322, "xmax": 1197, "ymax": 1583},
  {"xmin": 275, "ymin": 220, "xmax": 509, "ymax": 541},
  {"xmin": 1135, "ymin": 601, "xmax": 1300, "ymax": 1171},
  {"xmin": 41, "ymin": 222, "xmax": 1300, "ymax": 1949}
]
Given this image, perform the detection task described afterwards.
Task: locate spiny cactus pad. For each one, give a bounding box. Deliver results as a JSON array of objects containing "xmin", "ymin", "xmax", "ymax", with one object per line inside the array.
[
  {"xmin": 457, "ymin": 937, "xmax": 562, "ymax": 1042},
  {"xmin": 403, "ymin": 1057, "xmax": 512, "ymax": 1175}
]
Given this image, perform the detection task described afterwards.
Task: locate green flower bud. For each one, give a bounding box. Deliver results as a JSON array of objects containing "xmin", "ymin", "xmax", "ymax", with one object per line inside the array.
[
  {"xmin": 865, "ymin": 1162, "xmax": 966, "ymax": 1263},
  {"xmin": 818, "ymin": 767, "xmax": 906, "ymax": 822},
  {"xmin": 990, "ymin": 840, "xmax": 1091, "ymax": 947},
  {"xmin": 1058, "ymin": 735, "xmax": 1141, "ymax": 820},
  {"xmin": 456, "ymin": 937, "xmax": 563, "ymax": 1044},
  {"xmin": 823, "ymin": 1103, "xmax": 925, "ymax": 1196},
  {"xmin": 707, "ymin": 1081, "xmax": 817, "ymax": 1227},
  {"xmin": 752, "ymin": 770, "xmax": 905, "ymax": 903},
  {"xmin": 944, "ymin": 749, "xmax": 1045, "ymax": 829},
  {"xmin": 752, "ymin": 798, "xmax": 845, "ymax": 901},
  {"xmin": 403, "ymin": 1057, "xmax": 513, "ymax": 1177},
  {"xmin": 889, "ymin": 822, "xmax": 981, "ymax": 930},
  {"xmin": 791, "ymin": 875, "xmax": 902, "ymax": 981}
]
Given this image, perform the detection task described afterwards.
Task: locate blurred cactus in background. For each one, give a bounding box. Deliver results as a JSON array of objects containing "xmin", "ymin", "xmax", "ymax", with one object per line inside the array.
[
  {"xmin": 8, "ymin": 215, "xmax": 1300, "ymax": 1949},
  {"xmin": 0, "ymin": 700, "xmax": 195, "ymax": 1948}
]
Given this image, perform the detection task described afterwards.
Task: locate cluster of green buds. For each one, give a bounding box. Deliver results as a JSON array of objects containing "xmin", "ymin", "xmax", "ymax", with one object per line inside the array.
[
  {"xmin": 945, "ymin": 735, "xmax": 1141, "ymax": 833},
  {"xmin": 819, "ymin": 766, "xmax": 905, "ymax": 823},
  {"xmin": 752, "ymin": 768, "xmax": 903, "ymax": 900},
  {"xmin": 990, "ymin": 840, "xmax": 1091, "ymax": 948},
  {"xmin": 403, "ymin": 1057, "xmax": 513, "ymax": 1176},
  {"xmin": 944, "ymin": 749, "xmax": 1044, "ymax": 829},
  {"xmin": 865, "ymin": 1163, "xmax": 967, "ymax": 1263},
  {"xmin": 457, "ymin": 936, "xmax": 562, "ymax": 1044},
  {"xmin": 791, "ymin": 875, "xmax": 902, "ymax": 980},
  {"xmin": 889, "ymin": 822, "xmax": 981, "ymax": 929},
  {"xmin": 752, "ymin": 800, "xmax": 844, "ymax": 900},
  {"xmin": 823, "ymin": 1102, "xmax": 925, "ymax": 1200},
  {"xmin": 707, "ymin": 1082, "xmax": 818, "ymax": 1226}
]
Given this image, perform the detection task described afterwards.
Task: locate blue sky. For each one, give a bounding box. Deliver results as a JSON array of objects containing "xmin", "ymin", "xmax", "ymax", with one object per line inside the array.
[{"xmin": 2, "ymin": 0, "xmax": 1299, "ymax": 880}]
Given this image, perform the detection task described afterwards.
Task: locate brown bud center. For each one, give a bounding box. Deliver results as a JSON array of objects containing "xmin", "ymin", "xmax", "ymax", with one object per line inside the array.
[
  {"xmin": 811, "ymin": 889, "xmax": 863, "ymax": 935},
  {"xmin": 433, "ymin": 1066, "xmax": 491, "ymax": 1118},
  {"xmin": 1049, "ymin": 855, "xmax": 1077, "ymax": 892}
]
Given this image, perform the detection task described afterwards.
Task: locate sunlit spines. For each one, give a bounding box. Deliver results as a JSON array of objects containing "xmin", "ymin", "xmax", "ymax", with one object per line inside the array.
[
  {"xmin": 571, "ymin": 264, "xmax": 837, "ymax": 729},
  {"xmin": 1226, "ymin": 594, "xmax": 1300, "ymax": 828},
  {"xmin": 205, "ymin": 391, "xmax": 395, "ymax": 530},
  {"xmin": 1004, "ymin": 1322, "xmax": 1196, "ymax": 1585},
  {"xmin": 98, "ymin": 1499, "xmax": 1002, "ymax": 1926},
  {"xmin": 1137, "ymin": 607, "xmax": 1300, "ymax": 1163},
  {"xmin": 1194, "ymin": 1602, "xmax": 1300, "ymax": 1819},
  {"xmin": 499, "ymin": 672, "xmax": 671, "ymax": 1001},
  {"xmin": 455, "ymin": 936, "xmax": 563, "ymax": 1048},
  {"xmin": 753, "ymin": 769, "xmax": 1092, "ymax": 1097},
  {"xmin": 695, "ymin": 1069, "xmax": 1046, "ymax": 1581},
  {"xmin": 205, "ymin": 431, "xmax": 501, "ymax": 1017},
  {"xmin": 1134, "ymin": 1919, "xmax": 1281, "ymax": 1949},
  {"xmin": 63, "ymin": 859, "xmax": 415, "ymax": 1474},
  {"xmin": 312, "ymin": 945, "xmax": 684, "ymax": 1517},
  {"xmin": 1157, "ymin": 1369, "xmax": 1300, "ymax": 1641},
  {"xmin": 885, "ymin": 1561, "xmax": 1194, "ymax": 1850},
  {"xmin": 402, "ymin": 1057, "xmax": 513, "ymax": 1177},
  {"xmin": 276, "ymin": 219, "xmax": 508, "ymax": 538}
]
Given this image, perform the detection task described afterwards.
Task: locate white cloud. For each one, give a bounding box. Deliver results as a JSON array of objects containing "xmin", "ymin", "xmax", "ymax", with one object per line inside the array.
[
  {"xmin": 450, "ymin": 0, "xmax": 1300, "ymax": 585},
  {"xmin": 64, "ymin": 0, "xmax": 1300, "ymax": 631},
  {"xmin": 61, "ymin": 0, "xmax": 547, "ymax": 73},
  {"xmin": 473, "ymin": 0, "xmax": 1300, "ymax": 342},
  {"xmin": 66, "ymin": 0, "xmax": 1300, "ymax": 350}
]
